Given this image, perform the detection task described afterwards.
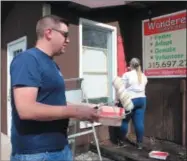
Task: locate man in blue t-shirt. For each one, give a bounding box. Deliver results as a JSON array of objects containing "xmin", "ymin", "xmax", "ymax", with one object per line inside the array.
[{"xmin": 10, "ymin": 15, "xmax": 99, "ymax": 161}]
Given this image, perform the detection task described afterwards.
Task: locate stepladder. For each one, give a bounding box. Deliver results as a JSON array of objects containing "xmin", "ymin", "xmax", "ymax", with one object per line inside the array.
[{"xmin": 65, "ymin": 78, "xmax": 102, "ymax": 161}]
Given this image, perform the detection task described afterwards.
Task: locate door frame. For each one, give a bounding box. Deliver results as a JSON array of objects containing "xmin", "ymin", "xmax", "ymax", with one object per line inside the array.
[
  {"xmin": 79, "ymin": 18, "xmax": 117, "ymax": 101},
  {"xmin": 7, "ymin": 36, "xmax": 27, "ymax": 136}
]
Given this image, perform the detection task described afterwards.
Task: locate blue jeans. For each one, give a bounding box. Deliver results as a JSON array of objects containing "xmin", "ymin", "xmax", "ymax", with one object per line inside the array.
[
  {"xmin": 10, "ymin": 145, "xmax": 73, "ymax": 161},
  {"xmin": 120, "ymin": 97, "xmax": 146, "ymax": 143}
]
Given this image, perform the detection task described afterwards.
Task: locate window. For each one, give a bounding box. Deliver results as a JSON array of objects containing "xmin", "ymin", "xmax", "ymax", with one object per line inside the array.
[{"xmin": 83, "ymin": 25, "xmax": 108, "ymax": 49}]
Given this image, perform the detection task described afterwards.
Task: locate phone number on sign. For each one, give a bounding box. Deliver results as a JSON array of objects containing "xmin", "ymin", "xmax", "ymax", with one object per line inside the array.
[{"xmin": 148, "ymin": 60, "xmax": 187, "ymax": 68}]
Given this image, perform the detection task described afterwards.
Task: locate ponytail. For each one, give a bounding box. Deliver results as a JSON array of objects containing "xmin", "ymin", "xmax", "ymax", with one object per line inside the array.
[
  {"xmin": 129, "ymin": 58, "xmax": 142, "ymax": 84},
  {"xmin": 136, "ymin": 65, "xmax": 142, "ymax": 84}
]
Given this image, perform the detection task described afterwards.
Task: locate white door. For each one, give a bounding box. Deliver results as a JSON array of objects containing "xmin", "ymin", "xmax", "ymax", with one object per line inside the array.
[
  {"xmin": 79, "ymin": 19, "xmax": 117, "ymax": 105},
  {"xmin": 79, "ymin": 19, "xmax": 117, "ymax": 129},
  {"xmin": 7, "ymin": 36, "xmax": 27, "ymax": 137}
]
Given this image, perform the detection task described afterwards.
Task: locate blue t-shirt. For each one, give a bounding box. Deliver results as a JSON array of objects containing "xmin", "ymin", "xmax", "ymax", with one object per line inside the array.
[{"xmin": 10, "ymin": 48, "xmax": 69, "ymax": 155}]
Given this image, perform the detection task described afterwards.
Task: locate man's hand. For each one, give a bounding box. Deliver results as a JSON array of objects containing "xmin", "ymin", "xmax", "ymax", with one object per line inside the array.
[
  {"xmin": 74, "ymin": 106, "xmax": 99, "ymax": 123},
  {"xmin": 67, "ymin": 102, "xmax": 100, "ymax": 122}
]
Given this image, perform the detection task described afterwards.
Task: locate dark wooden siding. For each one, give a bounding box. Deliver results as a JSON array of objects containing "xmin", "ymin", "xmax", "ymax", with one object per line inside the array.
[
  {"xmin": 146, "ymin": 79, "xmax": 183, "ymax": 143},
  {"xmin": 1, "ymin": 2, "xmax": 43, "ymax": 134}
]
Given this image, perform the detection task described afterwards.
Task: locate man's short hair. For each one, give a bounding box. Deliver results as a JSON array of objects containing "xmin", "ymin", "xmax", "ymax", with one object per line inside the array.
[{"xmin": 36, "ymin": 14, "xmax": 69, "ymax": 38}]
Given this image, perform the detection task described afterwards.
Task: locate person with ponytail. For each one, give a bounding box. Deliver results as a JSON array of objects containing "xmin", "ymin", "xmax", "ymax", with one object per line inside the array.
[{"xmin": 119, "ymin": 57, "xmax": 148, "ymax": 149}]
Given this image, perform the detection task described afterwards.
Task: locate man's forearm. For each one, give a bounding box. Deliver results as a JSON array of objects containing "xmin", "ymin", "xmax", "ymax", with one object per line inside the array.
[{"xmin": 18, "ymin": 102, "xmax": 78, "ymax": 121}]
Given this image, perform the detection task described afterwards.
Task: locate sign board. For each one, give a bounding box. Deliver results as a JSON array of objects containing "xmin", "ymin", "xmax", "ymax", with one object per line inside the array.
[{"xmin": 142, "ymin": 10, "xmax": 186, "ymax": 78}]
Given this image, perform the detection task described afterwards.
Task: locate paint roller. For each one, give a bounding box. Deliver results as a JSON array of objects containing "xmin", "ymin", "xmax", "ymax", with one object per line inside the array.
[{"xmin": 113, "ymin": 76, "xmax": 134, "ymax": 112}]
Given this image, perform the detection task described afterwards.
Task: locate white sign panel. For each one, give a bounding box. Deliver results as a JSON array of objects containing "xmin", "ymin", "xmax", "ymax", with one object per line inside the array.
[{"xmin": 142, "ymin": 10, "xmax": 186, "ymax": 78}]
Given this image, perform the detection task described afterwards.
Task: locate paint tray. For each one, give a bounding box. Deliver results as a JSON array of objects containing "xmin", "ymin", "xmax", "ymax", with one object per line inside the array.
[{"xmin": 149, "ymin": 151, "xmax": 169, "ymax": 160}]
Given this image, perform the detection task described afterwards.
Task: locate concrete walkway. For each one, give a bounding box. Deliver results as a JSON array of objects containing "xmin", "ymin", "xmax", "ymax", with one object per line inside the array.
[{"xmin": 1, "ymin": 133, "xmax": 11, "ymax": 161}]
